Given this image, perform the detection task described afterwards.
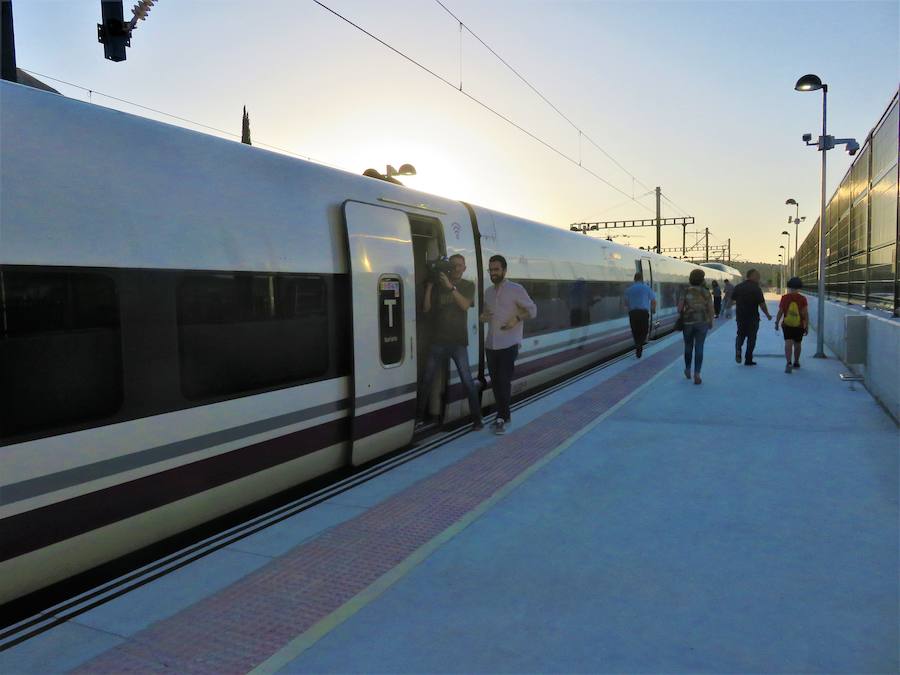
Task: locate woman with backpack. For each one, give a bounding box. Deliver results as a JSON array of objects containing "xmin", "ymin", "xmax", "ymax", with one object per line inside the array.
[
  {"xmin": 678, "ymin": 268, "xmax": 715, "ymax": 385},
  {"xmin": 775, "ymin": 277, "xmax": 809, "ymax": 373}
]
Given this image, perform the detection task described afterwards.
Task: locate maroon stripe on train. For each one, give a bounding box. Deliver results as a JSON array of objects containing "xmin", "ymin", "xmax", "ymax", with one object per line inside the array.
[
  {"xmin": 0, "ymin": 323, "xmax": 673, "ymax": 562},
  {"xmin": 0, "ymin": 399, "xmax": 420, "ymax": 562},
  {"xmin": 447, "ymin": 328, "xmax": 633, "ymax": 403},
  {"xmin": 353, "ymin": 399, "xmax": 416, "ymax": 439},
  {"xmin": 0, "ymin": 418, "xmax": 346, "ymax": 563}
]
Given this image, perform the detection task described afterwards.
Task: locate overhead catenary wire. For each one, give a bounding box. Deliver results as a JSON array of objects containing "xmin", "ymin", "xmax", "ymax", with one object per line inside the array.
[
  {"xmin": 432, "ymin": 0, "xmax": 654, "ymax": 195},
  {"xmin": 312, "ymin": 0, "xmax": 654, "ymax": 211},
  {"xmin": 431, "ymin": 1, "xmax": 701, "ymax": 222},
  {"xmin": 661, "ymin": 192, "xmax": 690, "ymax": 217}
]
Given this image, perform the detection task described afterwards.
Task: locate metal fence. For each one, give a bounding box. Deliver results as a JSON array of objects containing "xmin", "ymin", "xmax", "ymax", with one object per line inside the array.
[{"xmin": 795, "ymin": 89, "xmax": 899, "ymax": 315}]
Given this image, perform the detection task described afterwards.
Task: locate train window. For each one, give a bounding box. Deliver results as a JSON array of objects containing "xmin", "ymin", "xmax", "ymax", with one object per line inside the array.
[
  {"xmin": 177, "ymin": 272, "xmax": 328, "ymax": 400},
  {"xmin": 659, "ymin": 282, "xmax": 683, "ymax": 309},
  {"xmin": 521, "ymin": 279, "xmax": 631, "ymax": 337},
  {"xmin": 0, "ymin": 268, "xmax": 123, "ymax": 438}
]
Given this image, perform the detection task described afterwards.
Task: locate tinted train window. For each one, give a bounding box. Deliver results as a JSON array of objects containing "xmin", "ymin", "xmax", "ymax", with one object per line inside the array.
[
  {"xmin": 177, "ymin": 272, "xmax": 328, "ymax": 400},
  {"xmin": 520, "ymin": 279, "xmax": 630, "ymax": 337},
  {"xmin": 0, "ymin": 268, "xmax": 122, "ymax": 438}
]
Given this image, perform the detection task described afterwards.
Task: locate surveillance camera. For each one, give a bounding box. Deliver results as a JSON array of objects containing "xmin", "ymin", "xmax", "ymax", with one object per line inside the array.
[
  {"xmin": 802, "ymin": 133, "xmax": 812, "ymax": 142},
  {"xmin": 846, "ymin": 140, "xmax": 860, "ymax": 156}
]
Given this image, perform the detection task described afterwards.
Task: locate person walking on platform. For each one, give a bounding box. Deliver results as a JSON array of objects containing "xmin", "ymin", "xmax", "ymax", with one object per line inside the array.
[
  {"xmin": 624, "ymin": 272, "xmax": 657, "ymax": 358},
  {"xmin": 678, "ymin": 268, "xmax": 714, "ymax": 385},
  {"xmin": 711, "ymin": 280, "xmax": 722, "ymax": 318},
  {"xmin": 417, "ymin": 254, "xmax": 483, "ymax": 430},
  {"xmin": 722, "ymin": 278, "xmax": 734, "ymax": 319},
  {"xmin": 775, "ymin": 277, "xmax": 809, "ymax": 373},
  {"xmin": 731, "ymin": 268, "xmax": 772, "ymax": 366},
  {"xmin": 481, "ymin": 254, "xmax": 537, "ymax": 435}
]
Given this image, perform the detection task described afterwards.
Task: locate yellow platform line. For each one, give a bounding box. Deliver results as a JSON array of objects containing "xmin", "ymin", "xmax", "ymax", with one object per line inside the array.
[{"xmin": 250, "ymin": 350, "xmax": 681, "ymax": 675}]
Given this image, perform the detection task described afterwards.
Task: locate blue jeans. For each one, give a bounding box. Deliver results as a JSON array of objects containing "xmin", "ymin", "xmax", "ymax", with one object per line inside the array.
[
  {"xmin": 683, "ymin": 322, "xmax": 709, "ymax": 373},
  {"xmin": 486, "ymin": 345, "xmax": 519, "ymax": 422},
  {"xmin": 418, "ymin": 344, "xmax": 482, "ymax": 423},
  {"xmin": 736, "ymin": 319, "xmax": 759, "ymax": 362}
]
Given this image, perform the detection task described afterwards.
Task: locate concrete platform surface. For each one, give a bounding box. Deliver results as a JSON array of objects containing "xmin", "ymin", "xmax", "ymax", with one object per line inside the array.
[{"xmin": 2, "ymin": 309, "xmax": 897, "ymax": 674}]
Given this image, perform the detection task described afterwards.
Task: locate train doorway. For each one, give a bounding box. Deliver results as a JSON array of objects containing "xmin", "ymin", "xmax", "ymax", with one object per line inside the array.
[
  {"xmin": 342, "ymin": 201, "xmax": 417, "ymax": 465},
  {"xmin": 409, "ymin": 215, "xmax": 446, "ymax": 428}
]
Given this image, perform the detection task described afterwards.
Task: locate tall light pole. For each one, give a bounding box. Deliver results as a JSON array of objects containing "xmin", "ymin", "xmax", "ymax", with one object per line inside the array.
[
  {"xmin": 779, "ymin": 246, "xmax": 786, "ymax": 292},
  {"xmin": 785, "ymin": 198, "xmax": 804, "ymax": 275},
  {"xmin": 781, "ymin": 230, "xmax": 791, "ymax": 278},
  {"xmin": 795, "ymin": 74, "xmax": 829, "ymax": 358}
]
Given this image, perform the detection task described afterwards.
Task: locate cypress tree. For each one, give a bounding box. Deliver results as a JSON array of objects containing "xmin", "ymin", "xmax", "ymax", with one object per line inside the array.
[{"xmin": 241, "ymin": 106, "xmax": 251, "ymax": 145}]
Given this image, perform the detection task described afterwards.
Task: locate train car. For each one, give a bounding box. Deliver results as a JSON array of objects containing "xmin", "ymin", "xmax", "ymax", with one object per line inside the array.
[
  {"xmin": 701, "ymin": 261, "xmax": 742, "ymax": 283},
  {"xmin": 0, "ymin": 80, "xmax": 729, "ymax": 605}
]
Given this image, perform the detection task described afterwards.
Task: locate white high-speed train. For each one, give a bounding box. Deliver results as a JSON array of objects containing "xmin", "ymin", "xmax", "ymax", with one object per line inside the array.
[{"xmin": 0, "ymin": 80, "xmax": 737, "ymax": 605}]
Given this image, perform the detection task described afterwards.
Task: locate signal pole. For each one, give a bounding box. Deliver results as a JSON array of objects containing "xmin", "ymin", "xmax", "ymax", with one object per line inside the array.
[
  {"xmin": 705, "ymin": 227, "xmax": 709, "ymax": 261},
  {"xmin": 655, "ymin": 186, "xmax": 661, "ymax": 253}
]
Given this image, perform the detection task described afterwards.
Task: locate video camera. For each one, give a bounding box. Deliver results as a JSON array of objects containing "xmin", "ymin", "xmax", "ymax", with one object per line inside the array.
[{"xmin": 426, "ymin": 256, "xmax": 455, "ymax": 284}]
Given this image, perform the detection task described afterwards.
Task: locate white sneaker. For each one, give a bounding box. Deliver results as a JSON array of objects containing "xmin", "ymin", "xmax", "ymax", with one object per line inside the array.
[{"xmin": 495, "ymin": 419, "xmax": 507, "ymax": 435}]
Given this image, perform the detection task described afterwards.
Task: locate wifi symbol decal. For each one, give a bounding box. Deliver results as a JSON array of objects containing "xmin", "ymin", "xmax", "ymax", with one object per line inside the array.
[{"xmin": 451, "ymin": 222, "xmax": 462, "ymax": 239}]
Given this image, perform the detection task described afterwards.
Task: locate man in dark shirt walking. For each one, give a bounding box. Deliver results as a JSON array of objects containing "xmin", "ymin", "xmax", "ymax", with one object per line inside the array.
[
  {"xmin": 417, "ymin": 254, "xmax": 483, "ymax": 429},
  {"xmin": 731, "ymin": 269, "xmax": 772, "ymax": 365}
]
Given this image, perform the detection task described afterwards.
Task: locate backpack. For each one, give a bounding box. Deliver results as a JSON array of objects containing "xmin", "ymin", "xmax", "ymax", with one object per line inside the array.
[
  {"xmin": 682, "ymin": 287, "xmax": 709, "ymax": 324},
  {"xmin": 784, "ymin": 297, "xmax": 802, "ymax": 327}
]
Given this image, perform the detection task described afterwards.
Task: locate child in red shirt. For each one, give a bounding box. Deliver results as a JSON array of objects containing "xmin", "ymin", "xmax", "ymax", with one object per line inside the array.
[{"xmin": 775, "ymin": 277, "xmax": 809, "ymax": 373}]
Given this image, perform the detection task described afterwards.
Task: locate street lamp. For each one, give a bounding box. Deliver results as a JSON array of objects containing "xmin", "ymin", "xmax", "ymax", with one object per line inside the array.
[
  {"xmin": 795, "ymin": 74, "xmax": 827, "ymax": 357},
  {"xmin": 779, "ymin": 245, "xmax": 786, "ymax": 292},
  {"xmin": 781, "ymin": 230, "xmax": 791, "ymax": 277},
  {"xmin": 795, "ymin": 73, "xmax": 859, "ymax": 358},
  {"xmin": 785, "ymin": 198, "xmax": 805, "ymax": 275}
]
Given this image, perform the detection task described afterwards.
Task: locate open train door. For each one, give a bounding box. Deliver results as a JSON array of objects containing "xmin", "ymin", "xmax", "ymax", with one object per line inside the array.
[
  {"xmin": 343, "ymin": 201, "xmax": 417, "ymax": 465},
  {"xmin": 639, "ymin": 257, "xmax": 658, "ymax": 338}
]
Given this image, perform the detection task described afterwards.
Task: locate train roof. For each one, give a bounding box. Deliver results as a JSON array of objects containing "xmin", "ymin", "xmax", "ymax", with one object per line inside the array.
[{"xmin": 2, "ymin": 80, "xmax": 731, "ymax": 285}]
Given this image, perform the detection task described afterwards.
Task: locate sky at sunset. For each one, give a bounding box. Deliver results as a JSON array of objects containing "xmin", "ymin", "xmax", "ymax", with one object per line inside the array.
[{"xmin": 10, "ymin": 0, "xmax": 899, "ymax": 263}]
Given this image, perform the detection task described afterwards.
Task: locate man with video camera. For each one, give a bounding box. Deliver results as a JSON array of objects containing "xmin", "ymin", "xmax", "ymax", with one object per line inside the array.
[{"xmin": 416, "ymin": 254, "xmax": 483, "ymax": 430}]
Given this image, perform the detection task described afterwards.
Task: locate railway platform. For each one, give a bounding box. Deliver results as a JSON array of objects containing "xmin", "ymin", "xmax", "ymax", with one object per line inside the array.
[{"xmin": 3, "ymin": 305, "xmax": 898, "ymax": 673}]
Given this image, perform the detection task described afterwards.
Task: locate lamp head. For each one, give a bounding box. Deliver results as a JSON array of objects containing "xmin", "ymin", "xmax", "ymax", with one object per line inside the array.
[
  {"xmin": 781, "ymin": 231, "xmax": 789, "ymax": 235},
  {"xmin": 785, "ymin": 198, "xmax": 797, "ymax": 206},
  {"xmin": 795, "ymin": 74, "xmax": 824, "ymax": 91},
  {"xmin": 779, "ymin": 245, "xmax": 785, "ymax": 249}
]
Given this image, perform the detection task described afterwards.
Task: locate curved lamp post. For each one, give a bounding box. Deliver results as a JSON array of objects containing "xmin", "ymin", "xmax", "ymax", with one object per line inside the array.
[
  {"xmin": 795, "ymin": 74, "xmax": 828, "ymax": 357},
  {"xmin": 785, "ymin": 198, "xmax": 804, "ymax": 275},
  {"xmin": 779, "ymin": 245, "xmax": 786, "ymax": 292},
  {"xmin": 781, "ymin": 230, "xmax": 791, "ymax": 278}
]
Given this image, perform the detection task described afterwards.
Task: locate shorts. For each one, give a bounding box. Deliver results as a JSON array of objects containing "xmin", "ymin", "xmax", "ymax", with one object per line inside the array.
[{"xmin": 782, "ymin": 325, "xmax": 805, "ymax": 342}]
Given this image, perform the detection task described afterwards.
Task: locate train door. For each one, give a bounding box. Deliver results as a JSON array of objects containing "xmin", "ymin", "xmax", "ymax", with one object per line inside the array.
[
  {"xmin": 343, "ymin": 201, "xmax": 417, "ymax": 465},
  {"xmin": 639, "ymin": 258, "xmax": 657, "ymax": 337}
]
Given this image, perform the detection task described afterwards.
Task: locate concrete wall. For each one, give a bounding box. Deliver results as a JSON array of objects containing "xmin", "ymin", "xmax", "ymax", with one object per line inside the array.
[{"xmin": 806, "ymin": 297, "xmax": 900, "ymax": 422}]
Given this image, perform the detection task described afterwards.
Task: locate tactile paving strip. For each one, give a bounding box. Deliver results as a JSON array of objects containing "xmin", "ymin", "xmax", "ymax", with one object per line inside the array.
[{"xmin": 74, "ymin": 339, "xmax": 683, "ymax": 674}]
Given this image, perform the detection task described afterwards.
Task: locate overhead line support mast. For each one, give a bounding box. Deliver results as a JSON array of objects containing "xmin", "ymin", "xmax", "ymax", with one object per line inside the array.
[{"xmin": 572, "ymin": 187, "xmax": 695, "ymax": 255}]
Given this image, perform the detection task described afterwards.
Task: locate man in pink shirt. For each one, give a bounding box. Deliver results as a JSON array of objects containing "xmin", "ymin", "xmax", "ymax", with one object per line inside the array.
[{"xmin": 480, "ymin": 255, "xmax": 537, "ymax": 435}]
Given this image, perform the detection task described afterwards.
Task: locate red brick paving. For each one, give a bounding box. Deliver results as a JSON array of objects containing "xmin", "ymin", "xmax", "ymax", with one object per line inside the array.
[{"xmin": 74, "ymin": 340, "xmax": 683, "ymax": 674}]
